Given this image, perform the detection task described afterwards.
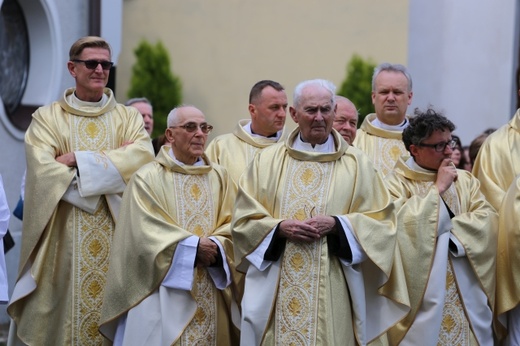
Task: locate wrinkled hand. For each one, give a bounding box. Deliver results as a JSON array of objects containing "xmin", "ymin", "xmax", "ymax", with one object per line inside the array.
[
  {"xmin": 55, "ymin": 152, "xmax": 77, "ymax": 167},
  {"xmin": 121, "ymin": 140, "xmax": 134, "ymax": 148},
  {"xmin": 196, "ymin": 237, "xmax": 218, "ymax": 267},
  {"xmin": 278, "ymin": 219, "xmax": 320, "ymax": 243},
  {"xmin": 304, "ymin": 215, "xmax": 336, "ymax": 237},
  {"xmin": 436, "ymin": 158, "xmax": 458, "ymax": 194}
]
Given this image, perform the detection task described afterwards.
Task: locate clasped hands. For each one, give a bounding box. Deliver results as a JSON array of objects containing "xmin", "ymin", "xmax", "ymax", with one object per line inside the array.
[
  {"xmin": 279, "ymin": 215, "xmax": 337, "ymax": 243},
  {"xmin": 196, "ymin": 237, "xmax": 218, "ymax": 267}
]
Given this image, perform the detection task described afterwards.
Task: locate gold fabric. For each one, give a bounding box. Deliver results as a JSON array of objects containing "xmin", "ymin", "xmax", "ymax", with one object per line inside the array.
[
  {"xmin": 472, "ymin": 109, "xmax": 520, "ymax": 210},
  {"xmin": 385, "ymin": 156, "xmax": 497, "ymax": 345},
  {"xmin": 7, "ymin": 88, "xmax": 154, "ymax": 345},
  {"xmin": 353, "ymin": 113, "xmax": 409, "ymax": 177},
  {"xmin": 99, "ymin": 147, "xmax": 238, "ymax": 345},
  {"xmin": 205, "ymin": 119, "xmax": 288, "ymax": 183},
  {"xmin": 233, "ymin": 128, "xmax": 409, "ymax": 345},
  {"xmin": 495, "ymin": 174, "xmax": 520, "ymax": 338}
]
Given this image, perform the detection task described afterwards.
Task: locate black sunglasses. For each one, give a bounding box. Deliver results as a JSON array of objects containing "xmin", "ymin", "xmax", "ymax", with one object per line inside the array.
[{"xmin": 72, "ymin": 59, "xmax": 114, "ymax": 70}]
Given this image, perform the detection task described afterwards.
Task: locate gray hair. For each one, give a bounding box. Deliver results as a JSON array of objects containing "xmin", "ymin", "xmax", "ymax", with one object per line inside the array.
[
  {"xmin": 293, "ymin": 79, "xmax": 336, "ymax": 109},
  {"xmin": 372, "ymin": 63, "xmax": 412, "ymax": 91},
  {"xmin": 125, "ymin": 97, "xmax": 153, "ymax": 110},
  {"xmin": 166, "ymin": 104, "xmax": 197, "ymax": 127}
]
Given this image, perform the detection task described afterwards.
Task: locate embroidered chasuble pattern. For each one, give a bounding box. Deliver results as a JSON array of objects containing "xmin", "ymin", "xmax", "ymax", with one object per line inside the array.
[
  {"xmin": 414, "ymin": 181, "xmax": 473, "ymax": 345},
  {"xmin": 372, "ymin": 138, "xmax": 405, "ymax": 177},
  {"xmin": 71, "ymin": 115, "xmax": 115, "ymax": 345},
  {"xmin": 173, "ymin": 174, "xmax": 217, "ymax": 346},
  {"xmin": 275, "ymin": 158, "xmax": 333, "ymax": 345}
]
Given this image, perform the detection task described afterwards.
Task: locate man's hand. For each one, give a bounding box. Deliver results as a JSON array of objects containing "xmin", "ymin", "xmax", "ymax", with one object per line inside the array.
[
  {"xmin": 436, "ymin": 158, "xmax": 458, "ymax": 194},
  {"xmin": 196, "ymin": 237, "xmax": 218, "ymax": 267},
  {"xmin": 121, "ymin": 141, "xmax": 134, "ymax": 148},
  {"xmin": 279, "ymin": 219, "xmax": 320, "ymax": 243},
  {"xmin": 304, "ymin": 215, "xmax": 336, "ymax": 237},
  {"xmin": 56, "ymin": 152, "xmax": 77, "ymax": 167}
]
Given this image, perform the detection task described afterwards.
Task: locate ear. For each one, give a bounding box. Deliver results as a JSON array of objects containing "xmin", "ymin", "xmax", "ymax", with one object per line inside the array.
[
  {"xmin": 289, "ymin": 106, "xmax": 298, "ymax": 124},
  {"xmin": 67, "ymin": 61, "xmax": 77, "ymax": 78},
  {"xmin": 407, "ymin": 91, "xmax": 413, "ymax": 105},
  {"xmin": 248, "ymin": 104, "xmax": 256, "ymax": 119},
  {"xmin": 409, "ymin": 144, "xmax": 419, "ymax": 157},
  {"xmin": 165, "ymin": 127, "xmax": 175, "ymax": 144},
  {"xmin": 371, "ymin": 91, "xmax": 376, "ymax": 105}
]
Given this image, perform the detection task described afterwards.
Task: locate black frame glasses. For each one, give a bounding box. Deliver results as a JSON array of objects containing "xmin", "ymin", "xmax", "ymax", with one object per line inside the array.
[
  {"xmin": 417, "ymin": 139, "xmax": 457, "ymax": 152},
  {"xmin": 170, "ymin": 122, "xmax": 214, "ymax": 134},
  {"xmin": 72, "ymin": 59, "xmax": 114, "ymax": 70}
]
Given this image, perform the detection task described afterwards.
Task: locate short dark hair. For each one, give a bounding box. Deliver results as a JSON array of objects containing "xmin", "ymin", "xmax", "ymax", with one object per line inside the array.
[
  {"xmin": 402, "ymin": 107, "xmax": 456, "ymax": 153},
  {"xmin": 249, "ymin": 80, "xmax": 284, "ymax": 104},
  {"xmin": 69, "ymin": 36, "xmax": 111, "ymax": 60}
]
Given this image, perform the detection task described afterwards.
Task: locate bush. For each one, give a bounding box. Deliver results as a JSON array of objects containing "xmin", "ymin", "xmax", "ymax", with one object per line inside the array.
[
  {"xmin": 337, "ymin": 54, "xmax": 376, "ymax": 127},
  {"xmin": 127, "ymin": 40, "xmax": 182, "ymax": 137}
]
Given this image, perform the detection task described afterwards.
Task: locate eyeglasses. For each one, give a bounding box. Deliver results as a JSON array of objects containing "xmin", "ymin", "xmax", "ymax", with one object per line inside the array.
[
  {"xmin": 72, "ymin": 59, "xmax": 114, "ymax": 70},
  {"xmin": 417, "ymin": 139, "xmax": 457, "ymax": 152},
  {"xmin": 169, "ymin": 122, "xmax": 214, "ymax": 134}
]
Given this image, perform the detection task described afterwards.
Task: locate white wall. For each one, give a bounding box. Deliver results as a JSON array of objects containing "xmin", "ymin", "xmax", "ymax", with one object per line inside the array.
[{"xmin": 408, "ymin": 0, "xmax": 519, "ymax": 145}]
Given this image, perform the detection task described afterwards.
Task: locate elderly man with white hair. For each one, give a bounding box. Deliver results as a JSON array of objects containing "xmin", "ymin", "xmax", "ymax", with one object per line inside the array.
[
  {"xmin": 232, "ymin": 79, "xmax": 409, "ymax": 346},
  {"xmin": 100, "ymin": 105, "xmax": 239, "ymax": 345}
]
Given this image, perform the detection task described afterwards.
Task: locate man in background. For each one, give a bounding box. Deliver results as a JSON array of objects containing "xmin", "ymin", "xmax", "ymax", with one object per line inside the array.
[
  {"xmin": 354, "ymin": 63, "xmax": 413, "ymax": 176},
  {"xmin": 333, "ymin": 95, "xmax": 358, "ymax": 145},
  {"xmin": 206, "ymin": 79, "xmax": 289, "ymax": 183}
]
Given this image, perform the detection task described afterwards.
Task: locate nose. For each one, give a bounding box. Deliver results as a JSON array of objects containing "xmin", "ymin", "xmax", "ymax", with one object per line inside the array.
[{"xmin": 94, "ymin": 63, "xmax": 104, "ymax": 72}]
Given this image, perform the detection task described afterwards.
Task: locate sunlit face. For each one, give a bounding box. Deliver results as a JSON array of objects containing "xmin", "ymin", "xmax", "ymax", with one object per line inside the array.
[
  {"xmin": 410, "ymin": 129, "xmax": 453, "ymax": 171},
  {"xmin": 290, "ymin": 85, "xmax": 336, "ymax": 145},
  {"xmin": 166, "ymin": 107, "xmax": 209, "ymax": 165},
  {"xmin": 249, "ymin": 86, "xmax": 288, "ymax": 136},
  {"xmin": 132, "ymin": 101, "xmax": 154, "ymax": 135},
  {"xmin": 372, "ymin": 71, "xmax": 413, "ymax": 125},
  {"xmin": 333, "ymin": 99, "xmax": 358, "ymax": 145},
  {"xmin": 67, "ymin": 47, "xmax": 111, "ymax": 102}
]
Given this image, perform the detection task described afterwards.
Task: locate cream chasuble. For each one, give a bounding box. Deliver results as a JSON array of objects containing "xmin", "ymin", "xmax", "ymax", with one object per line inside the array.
[
  {"xmin": 472, "ymin": 110, "xmax": 520, "ymax": 211},
  {"xmin": 99, "ymin": 148, "xmax": 238, "ymax": 346},
  {"xmin": 385, "ymin": 156, "xmax": 497, "ymax": 346},
  {"xmin": 7, "ymin": 88, "xmax": 154, "ymax": 346},
  {"xmin": 205, "ymin": 119, "xmax": 288, "ymax": 183},
  {"xmin": 233, "ymin": 129, "xmax": 410, "ymax": 346},
  {"xmin": 495, "ymin": 174, "xmax": 520, "ymax": 343},
  {"xmin": 353, "ymin": 114, "xmax": 409, "ymax": 177}
]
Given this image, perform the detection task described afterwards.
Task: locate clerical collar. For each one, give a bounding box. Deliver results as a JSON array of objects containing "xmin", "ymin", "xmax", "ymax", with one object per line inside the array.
[
  {"xmin": 406, "ymin": 157, "xmax": 436, "ymax": 173},
  {"xmin": 243, "ymin": 121, "xmax": 281, "ymax": 140},
  {"xmin": 168, "ymin": 148, "xmax": 204, "ymax": 166},
  {"xmin": 292, "ymin": 133, "xmax": 334, "ymax": 153},
  {"xmin": 69, "ymin": 91, "xmax": 108, "ymax": 108},
  {"xmin": 372, "ymin": 117, "xmax": 409, "ymax": 131}
]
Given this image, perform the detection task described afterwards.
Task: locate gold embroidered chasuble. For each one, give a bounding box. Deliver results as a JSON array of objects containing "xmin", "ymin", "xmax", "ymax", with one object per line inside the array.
[
  {"xmin": 7, "ymin": 88, "xmax": 154, "ymax": 345},
  {"xmin": 205, "ymin": 119, "xmax": 288, "ymax": 184},
  {"xmin": 99, "ymin": 147, "xmax": 238, "ymax": 345},
  {"xmin": 384, "ymin": 156, "xmax": 497, "ymax": 346},
  {"xmin": 495, "ymin": 174, "xmax": 520, "ymax": 339},
  {"xmin": 353, "ymin": 114, "xmax": 409, "ymax": 177},
  {"xmin": 472, "ymin": 110, "xmax": 520, "ymax": 211},
  {"xmin": 232, "ymin": 129, "xmax": 409, "ymax": 346}
]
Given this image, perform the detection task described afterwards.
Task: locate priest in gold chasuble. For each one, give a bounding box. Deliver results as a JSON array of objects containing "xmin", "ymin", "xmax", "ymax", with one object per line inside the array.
[
  {"xmin": 384, "ymin": 109, "xmax": 497, "ymax": 345},
  {"xmin": 206, "ymin": 79, "xmax": 289, "ymax": 184},
  {"xmin": 232, "ymin": 79, "xmax": 409, "ymax": 346},
  {"xmin": 99, "ymin": 106, "xmax": 239, "ymax": 346},
  {"xmin": 495, "ymin": 174, "xmax": 520, "ymax": 344},
  {"xmin": 7, "ymin": 37, "xmax": 155, "ymax": 346},
  {"xmin": 472, "ymin": 109, "xmax": 520, "ymax": 211},
  {"xmin": 353, "ymin": 63, "xmax": 413, "ymax": 177}
]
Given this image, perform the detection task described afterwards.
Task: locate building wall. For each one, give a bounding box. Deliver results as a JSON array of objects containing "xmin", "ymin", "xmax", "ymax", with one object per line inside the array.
[
  {"xmin": 408, "ymin": 0, "xmax": 520, "ymax": 145},
  {"xmin": 117, "ymin": 0, "xmax": 410, "ymax": 139}
]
